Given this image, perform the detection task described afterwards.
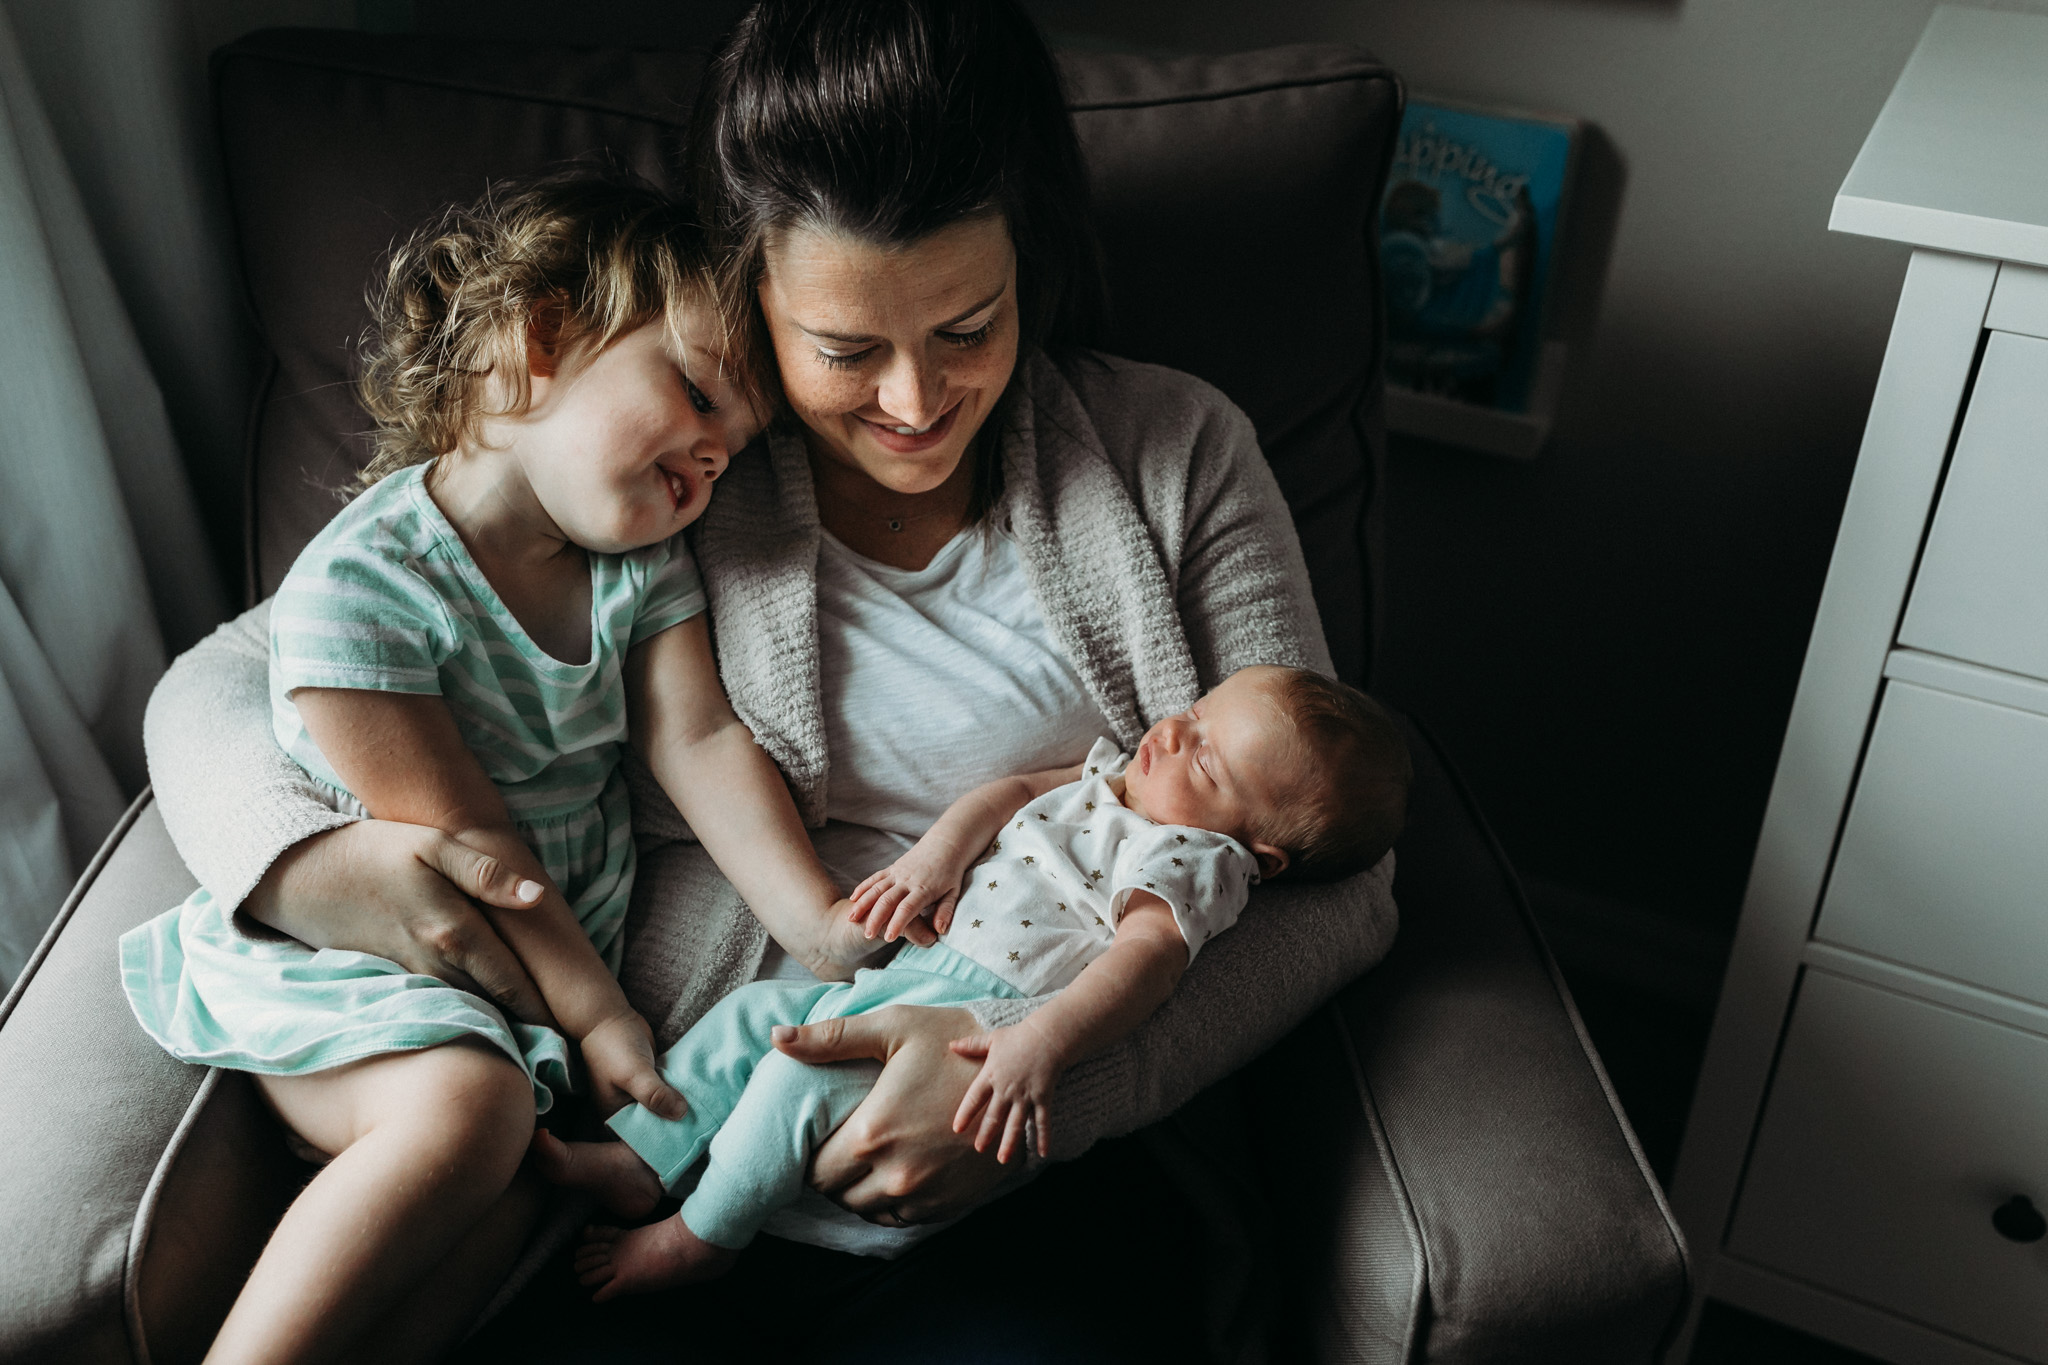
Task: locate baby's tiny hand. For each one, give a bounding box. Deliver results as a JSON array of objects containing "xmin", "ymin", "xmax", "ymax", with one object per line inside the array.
[
  {"xmin": 949, "ymin": 1022, "xmax": 1065, "ymax": 1163},
  {"xmin": 581, "ymin": 1012, "xmax": 686, "ymax": 1121},
  {"xmin": 849, "ymin": 850, "xmax": 964, "ymax": 942}
]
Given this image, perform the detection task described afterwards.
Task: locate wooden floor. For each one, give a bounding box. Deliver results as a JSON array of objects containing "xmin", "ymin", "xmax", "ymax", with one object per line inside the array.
[{"xmin": 1560, "ymin": 970, "xmax": 1888, "ymax": 1365}]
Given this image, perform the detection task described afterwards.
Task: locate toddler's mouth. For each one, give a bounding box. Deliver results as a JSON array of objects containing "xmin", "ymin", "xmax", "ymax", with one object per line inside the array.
[{"xmin": 662, "ymin": 466, "xmax": 693, "ymax": 512}]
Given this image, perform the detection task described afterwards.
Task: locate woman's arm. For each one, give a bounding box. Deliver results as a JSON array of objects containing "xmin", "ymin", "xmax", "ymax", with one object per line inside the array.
[{"xmin": 145, "ymin": 602, "xmax": 548, "ymax": 1022}]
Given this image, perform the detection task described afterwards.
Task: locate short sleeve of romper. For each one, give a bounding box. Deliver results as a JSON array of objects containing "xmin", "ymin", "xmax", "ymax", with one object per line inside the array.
[
  {"xmin": 1107, "ymin": 823, "xmax": 1256, "ymax": 964},
  {"xmin": 270, "ymin": 531, "xmax": 456, "ymax": 699},
  {"xmin": 625, "ymin": 534, "xmax": 708, "ymax": 646}
]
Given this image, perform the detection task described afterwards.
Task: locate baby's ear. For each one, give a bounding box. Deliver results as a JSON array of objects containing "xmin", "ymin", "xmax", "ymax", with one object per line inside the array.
[
  {"xmin": 1249, "ymin": 840, "xmax": 1290, "ymax": 881},
  {"xmin": 525, "ymin": 300, "xmax": 570, "ymax": 379}
]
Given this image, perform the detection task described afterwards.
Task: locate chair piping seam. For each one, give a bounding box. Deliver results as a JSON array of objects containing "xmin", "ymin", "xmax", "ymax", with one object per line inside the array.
[
  {"xmin": 0, "ymin": 788, "xmax": 153, "ymax": 1028},
  {"xmin": 123, "ymin": 1067, "xmax": 226, "ymax": 1365}
]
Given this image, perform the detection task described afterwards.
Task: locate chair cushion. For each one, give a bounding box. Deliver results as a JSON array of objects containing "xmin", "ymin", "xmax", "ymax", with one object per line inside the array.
[{"xmin": 214, "ymin": 30, "xmax": 1398, "ymax": 680}]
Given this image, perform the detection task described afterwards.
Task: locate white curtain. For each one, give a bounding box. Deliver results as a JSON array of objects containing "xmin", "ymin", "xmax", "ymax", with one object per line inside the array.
[{"xmin": 0, "ymin": 0, "xmax": 246, "ymax": 986}]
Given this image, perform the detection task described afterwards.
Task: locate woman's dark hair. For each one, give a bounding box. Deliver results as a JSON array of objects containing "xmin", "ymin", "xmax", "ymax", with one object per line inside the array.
[{"xmin": 695, "ymin": 0, "xmax": 1106, "ymax": 397}]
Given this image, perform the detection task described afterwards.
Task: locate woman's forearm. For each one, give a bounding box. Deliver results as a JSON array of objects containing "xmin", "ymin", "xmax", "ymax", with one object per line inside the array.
[{"xmin": 144, "ymin": 601, "xmax": 358, "ymax": 912}]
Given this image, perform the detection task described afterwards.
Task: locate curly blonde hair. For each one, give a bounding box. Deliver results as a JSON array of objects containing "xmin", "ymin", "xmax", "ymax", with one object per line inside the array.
[{"xmin": 355, "ymin": 171, "xmax": 735, "ymax": 490}]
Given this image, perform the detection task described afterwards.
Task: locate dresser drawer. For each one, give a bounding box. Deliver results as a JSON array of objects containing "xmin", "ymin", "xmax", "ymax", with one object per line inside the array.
[
  {"xmin": 1901, "ymin": 330, "xmax": 2048, "ymax": 681},
  {"xmin": 1818, "ymin": 679, "xmax": 2048, "ymax": 1007},
  {"xmin": 1727, "ymin": 970, "xmax": 2048, "ymax": 1361}
]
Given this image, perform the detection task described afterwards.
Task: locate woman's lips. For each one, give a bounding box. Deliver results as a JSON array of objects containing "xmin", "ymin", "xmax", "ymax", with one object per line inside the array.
[{"xmin": 858, "ymin": 402, "xmax": 959, "ymax": 454}]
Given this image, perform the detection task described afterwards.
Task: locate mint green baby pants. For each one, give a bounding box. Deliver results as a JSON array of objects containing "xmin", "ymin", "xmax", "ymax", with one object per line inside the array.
[{"xmin": 605, "ymin": 941, "xmax": 1023, "ymax": 1250}]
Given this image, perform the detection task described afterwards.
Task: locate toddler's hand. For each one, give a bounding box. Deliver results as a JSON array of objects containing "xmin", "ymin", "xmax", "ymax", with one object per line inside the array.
[
  {"xmin": 581, "ymin": 1012, "xmax": 686, "ymax": 1121},
  {"xmin": 949, "ymin": 1022, "xmax": 1064, "ymax": 1163},
  {"xmin": 849, "ymin": 848, "xmax": 965, "ymax": 942}
]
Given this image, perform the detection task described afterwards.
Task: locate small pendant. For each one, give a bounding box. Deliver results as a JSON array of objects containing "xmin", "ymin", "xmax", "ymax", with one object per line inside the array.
[{"xmin": 887, "ymin": 519, "xmax": 904, "ymax": 532}]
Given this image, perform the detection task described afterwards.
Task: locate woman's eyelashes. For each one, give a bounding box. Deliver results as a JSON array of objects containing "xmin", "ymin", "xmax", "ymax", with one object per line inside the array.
[{"xmin": 812, "ymin": 316, "xmax": 999, "ymax": 369}]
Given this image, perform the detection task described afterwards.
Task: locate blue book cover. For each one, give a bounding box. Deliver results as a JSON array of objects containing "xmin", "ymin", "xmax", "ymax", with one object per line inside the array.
[{"xmin": 1380, "ymin": 99, "xmax": 1578, "ymax": 414}]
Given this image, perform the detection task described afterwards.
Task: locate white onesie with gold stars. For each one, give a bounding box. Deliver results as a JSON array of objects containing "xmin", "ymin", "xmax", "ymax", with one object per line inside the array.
[
  {"xmin": 605, "ymin": 736, "xmax": 1255, "ymax": 1255},
  {"xmin": 942, "ymin": 736, "xmax": 1254, "ymax": 994}
]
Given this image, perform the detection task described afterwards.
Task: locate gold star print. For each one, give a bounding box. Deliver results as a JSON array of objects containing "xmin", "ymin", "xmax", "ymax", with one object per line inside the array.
[
  {"xmin": 1089, "ymin": 765, "xmax": 1099, "ymax": 775},
  {"xmin": 1008, "ymin": 951, "xmax": 1020, "ymax": 962},
  {"xmin": 1175, "ymin": 834, "xmax": 1187, "ymax": 844},
  {"xmin": 1082, "ymin": 829, "xmax": 1091, "ymax": 835},
  {"xmin": 1084, "ymin": 801, "xmax": 1095, "ymax": 812},
  {"xmin": 1023, "ymin": 856, "xmax": 1036, "ymax": 865},
  {"xmin": 1089, "ymin": 869, "xmax": 1104, "ymax": 881},
  {"xmin": 971, "ymin": 919, "xmax": 984, "ymax": 928},
  {"xmin": 1172, "ymin": 857, "xmax": 1184, "ymax": 867},
  {"xmin": 1056, "ymin": 903, "xmax": 1067, "ymax": 912},
  {"xmin": 1021, "ymin": 919, "xmax": 1033, "ymax": 928},
  {"xmin": 1036, "ymin": 813, "xmax": 1049, "ymax": 821},
  {"xmin": 1015, "ymin": 821, "xmax": 1024, "ymax": 830},
  {"xmin": 991, "ymin": 840, "xmax": 1001, "ymax": 854},
  {"xmin": 1094, "ymin": 915, "xmax": 1106, "ymax": 926},
  {"xmin": 987, "ymin": 881, "xmax": 998, "ymax": 891},
  {"xmin": 1145, "ymin": 882, "xmax": 1156, "ymax": 890}
]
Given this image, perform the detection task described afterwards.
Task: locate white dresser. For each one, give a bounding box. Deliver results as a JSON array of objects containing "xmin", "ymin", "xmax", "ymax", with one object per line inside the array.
[{"xmin": 1669, "ymin": 9, "xmax": 2048, "ymax": 1365}]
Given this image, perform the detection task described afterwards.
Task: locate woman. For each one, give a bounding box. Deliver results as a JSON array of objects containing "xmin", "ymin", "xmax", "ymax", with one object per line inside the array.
[{"xmin": 147, "ymin": 0, "xmax": 1397, "ymax": 1357}]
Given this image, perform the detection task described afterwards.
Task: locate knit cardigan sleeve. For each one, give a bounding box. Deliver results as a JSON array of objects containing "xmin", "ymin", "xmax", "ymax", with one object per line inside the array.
[
  {"xmin": 966, "ymin": 355, "xmax": 1397, "ymax": 1161},
  {"xmin": 142, "ymin": 599, "xmax": 358, "ymax": 909}
]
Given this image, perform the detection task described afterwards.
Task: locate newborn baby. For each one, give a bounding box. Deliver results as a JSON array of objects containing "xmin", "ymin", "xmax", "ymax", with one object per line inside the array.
[{"xmin": 538, "ymin": 664, "xmax": 1412, "ymax": 1296}]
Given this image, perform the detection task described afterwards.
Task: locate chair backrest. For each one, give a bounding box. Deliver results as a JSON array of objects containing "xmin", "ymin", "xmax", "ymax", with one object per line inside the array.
[{"xmin": 215, "ymin": 27, "xmax": 1399, "ymax": 680}]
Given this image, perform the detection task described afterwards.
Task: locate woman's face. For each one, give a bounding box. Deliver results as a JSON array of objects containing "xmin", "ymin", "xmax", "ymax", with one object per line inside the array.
[{"xmin": 758, "ymin": 214, "xmax": 1019, "ymax": 496}]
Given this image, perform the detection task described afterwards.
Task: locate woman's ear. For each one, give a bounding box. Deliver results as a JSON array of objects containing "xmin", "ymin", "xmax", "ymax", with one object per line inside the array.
[{"xmin": 1249, "ymin": 841, "xmax": 1290, "ymax": 881}]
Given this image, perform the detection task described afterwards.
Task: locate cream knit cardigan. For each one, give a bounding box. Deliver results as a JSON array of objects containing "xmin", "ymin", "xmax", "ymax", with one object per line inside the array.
[{"xmin": 144, "ymin": 352, "xmax": 1397, "ymax": 1161}]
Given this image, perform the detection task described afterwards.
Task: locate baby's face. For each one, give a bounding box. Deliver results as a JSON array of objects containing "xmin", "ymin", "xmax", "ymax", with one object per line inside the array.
[
  {"xmin": 511, "ymin": 312, "xmax": 764, "ymax": 554},
  {"xmin": 1119, "ymin": 666, "xmax": 1300, "ymax": 852}
]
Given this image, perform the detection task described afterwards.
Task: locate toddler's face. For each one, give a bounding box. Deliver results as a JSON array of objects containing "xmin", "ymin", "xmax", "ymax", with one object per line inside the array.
[
  {"xmin": 1119, "ymin": 666, "xmax": 1300, "ymax": 856},
  {"xmin": 511, "ymin": 314, "xmax": 763, "ymax": 553}
]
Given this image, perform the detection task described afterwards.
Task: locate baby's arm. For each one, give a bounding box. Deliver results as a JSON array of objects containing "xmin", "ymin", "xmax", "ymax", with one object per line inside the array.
[
  {"xmin": 628, "ymin": 617, "xmax": 867, "ymax": 973},
  {"xmin": 847, "ymin": 764, "xmax": 1081, "ymax": 942},
  {"xmin": 291, "ymin": 687, "xmax": 685, "ymax": 1119},
  {"xmin": 949, "ymin": 893, "xmax": 1187, "ymax": 1162}
]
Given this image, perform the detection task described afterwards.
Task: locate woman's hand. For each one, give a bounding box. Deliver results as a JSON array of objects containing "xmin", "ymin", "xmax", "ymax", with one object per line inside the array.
[
  {"xmin": 241, "ymin": 819, "xmax": 551, "ymax": 1025},
  {"xmin": 771, "ymin": 1004, "xmax": 1009, "ymax": 1225}
]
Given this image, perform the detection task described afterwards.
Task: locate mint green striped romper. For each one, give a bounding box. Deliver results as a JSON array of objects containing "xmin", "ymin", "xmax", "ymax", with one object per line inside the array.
[{"xmin": 119, "ymin": 463, "xmax": 705, "ymax": 1113}]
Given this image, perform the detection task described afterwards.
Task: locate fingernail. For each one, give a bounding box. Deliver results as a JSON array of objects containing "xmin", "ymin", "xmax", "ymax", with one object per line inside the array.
[
  {"xmin": 516, "ymin": 879, "xmax": 544, "ymax": 903},
  {"xmin": 771, "ymin": 1025, "xmax": 795, "ymax": 1043}
]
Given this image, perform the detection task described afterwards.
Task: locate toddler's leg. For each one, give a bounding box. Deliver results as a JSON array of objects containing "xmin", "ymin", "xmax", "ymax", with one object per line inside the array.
[{"xmin": 207, "ymin": 1040, "xmax": 533, "ymax": 1365}]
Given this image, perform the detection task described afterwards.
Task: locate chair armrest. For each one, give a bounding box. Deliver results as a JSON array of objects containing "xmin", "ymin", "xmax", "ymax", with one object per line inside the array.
[
  {"xmin": 1243, "ymin": 719, "xmax": 1690, "ymax": 1364},
  {"xmin": 0, "ymin": 796, "xmax": 304, "ymax": 1365}
]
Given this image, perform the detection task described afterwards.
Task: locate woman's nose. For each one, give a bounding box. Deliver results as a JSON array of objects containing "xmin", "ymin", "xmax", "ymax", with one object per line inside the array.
[{"xmin": 875, "ymin": 352, "xmax": 947, "ymax": 429}]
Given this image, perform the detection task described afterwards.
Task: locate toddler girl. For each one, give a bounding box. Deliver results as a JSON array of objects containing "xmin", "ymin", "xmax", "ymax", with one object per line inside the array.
[
  {"xmin": 120, "ymin": 174, "xmax": 854, "ymax": 1364},
  {"xmin": 546, "ymin": 663, "xmax": 1411, "ymax": 1297}
]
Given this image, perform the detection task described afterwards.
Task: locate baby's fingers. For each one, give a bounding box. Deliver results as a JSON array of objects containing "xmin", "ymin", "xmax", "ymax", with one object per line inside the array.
[
  {"xmin": 883, "ymin": 897, "xmax": 931, "ymax": 943},
  {"xmin": 952, "ymin": 1072, "xmax": 993, "ymax": 1136},
  {"xmin": 931, "ymin": 892, "xmax": 959, "ymax": 935},
  {"xmin": 1034, "ymin": 1102, "xmax": 1051, "ymax": 1159},
  {"xmin": 996, "ymin": 1105, "xmax": 1030, "ymax": 1165},
  {"xmin": 948, "ymin": 1032, "xmax": 993, "ymax": 1060}
]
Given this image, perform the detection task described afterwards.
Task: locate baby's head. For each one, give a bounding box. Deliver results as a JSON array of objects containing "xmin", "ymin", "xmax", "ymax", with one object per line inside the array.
[
  {"xmin": 356, "ymin": 171, "xmax": 766, "ymax": 550},
  {"xmin": 1120, "ymin": 665, "xmax": 1412, "ymax": 883}
]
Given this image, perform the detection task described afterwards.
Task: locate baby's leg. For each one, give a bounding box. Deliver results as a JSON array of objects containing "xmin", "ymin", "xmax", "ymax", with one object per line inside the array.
[
  {"xmin": 544, "ymin": 977, "xmax": 836, "ymax": 1215},
  {"xmin": 207, "ymin": 1040, "xmax": 533, "ymax": 1365},
  {"xmin": 577, "ymin": 1049, "xmax": 881, "ymax": 1297}
]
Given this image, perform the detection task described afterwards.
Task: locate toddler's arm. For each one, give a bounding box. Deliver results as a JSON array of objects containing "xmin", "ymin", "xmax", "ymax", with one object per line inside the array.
[
  {"xmin": 291, "ymin": 687, "xmax": 685, "ymax": 1119},
  {"xmin": 628, "ymin": 617, "xmax": 867, "ymax": 972},
  {"xmin": 949, "ymin": 893, "xmax": 1186, "ymax": 1162},
  {"xmin": 846, "ymin": 764, "xmax": 1081, "ymax": 942}
]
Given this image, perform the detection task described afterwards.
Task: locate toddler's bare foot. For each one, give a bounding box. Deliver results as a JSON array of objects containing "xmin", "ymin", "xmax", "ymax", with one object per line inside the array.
[
  {"xmin": 574, "ymin": 1218, "xmax": 738, "ymax": 1300},
  {"xmin": 528, "ymin": 1130, "xmax": 662, "ymax": 1220}
]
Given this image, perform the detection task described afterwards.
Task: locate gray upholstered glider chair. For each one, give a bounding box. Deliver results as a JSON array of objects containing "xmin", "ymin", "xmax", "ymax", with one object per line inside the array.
[{"xmin": 0, "ymin": 25, "xmax": 1688, "ymax": 1364}]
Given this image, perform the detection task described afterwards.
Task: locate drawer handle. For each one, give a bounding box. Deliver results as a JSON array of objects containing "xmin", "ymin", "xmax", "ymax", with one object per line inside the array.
[{"xmin": 1993, "ymin": 1196, "xmax": 2047, "ymax": 1244}]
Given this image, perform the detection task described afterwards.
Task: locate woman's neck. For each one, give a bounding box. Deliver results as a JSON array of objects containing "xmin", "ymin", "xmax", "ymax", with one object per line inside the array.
[{"xmin": 808, "ymin": 434, "xmax": 977, "ymax": 571}]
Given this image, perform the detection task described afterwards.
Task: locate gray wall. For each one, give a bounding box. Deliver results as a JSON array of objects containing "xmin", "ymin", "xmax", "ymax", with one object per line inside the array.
[{"xmin": 1033, "ymin": 0, "xmax": 2048, "ymax": 973}]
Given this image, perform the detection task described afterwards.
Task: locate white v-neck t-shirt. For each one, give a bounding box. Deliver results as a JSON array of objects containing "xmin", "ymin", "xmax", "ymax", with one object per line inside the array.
[
  {"xmin": 759, "ymin": 524, "xmax": 1115, "ymax": 960},
  {"xmin": 752, "ymin": 524, "xmax": 1115, "ymax": 1256}
]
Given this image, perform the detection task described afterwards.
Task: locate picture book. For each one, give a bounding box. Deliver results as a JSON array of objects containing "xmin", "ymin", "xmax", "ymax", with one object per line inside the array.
[{"xmin": 1380, "ymin": 99, "xmax": 1579, "ymax": 414}]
